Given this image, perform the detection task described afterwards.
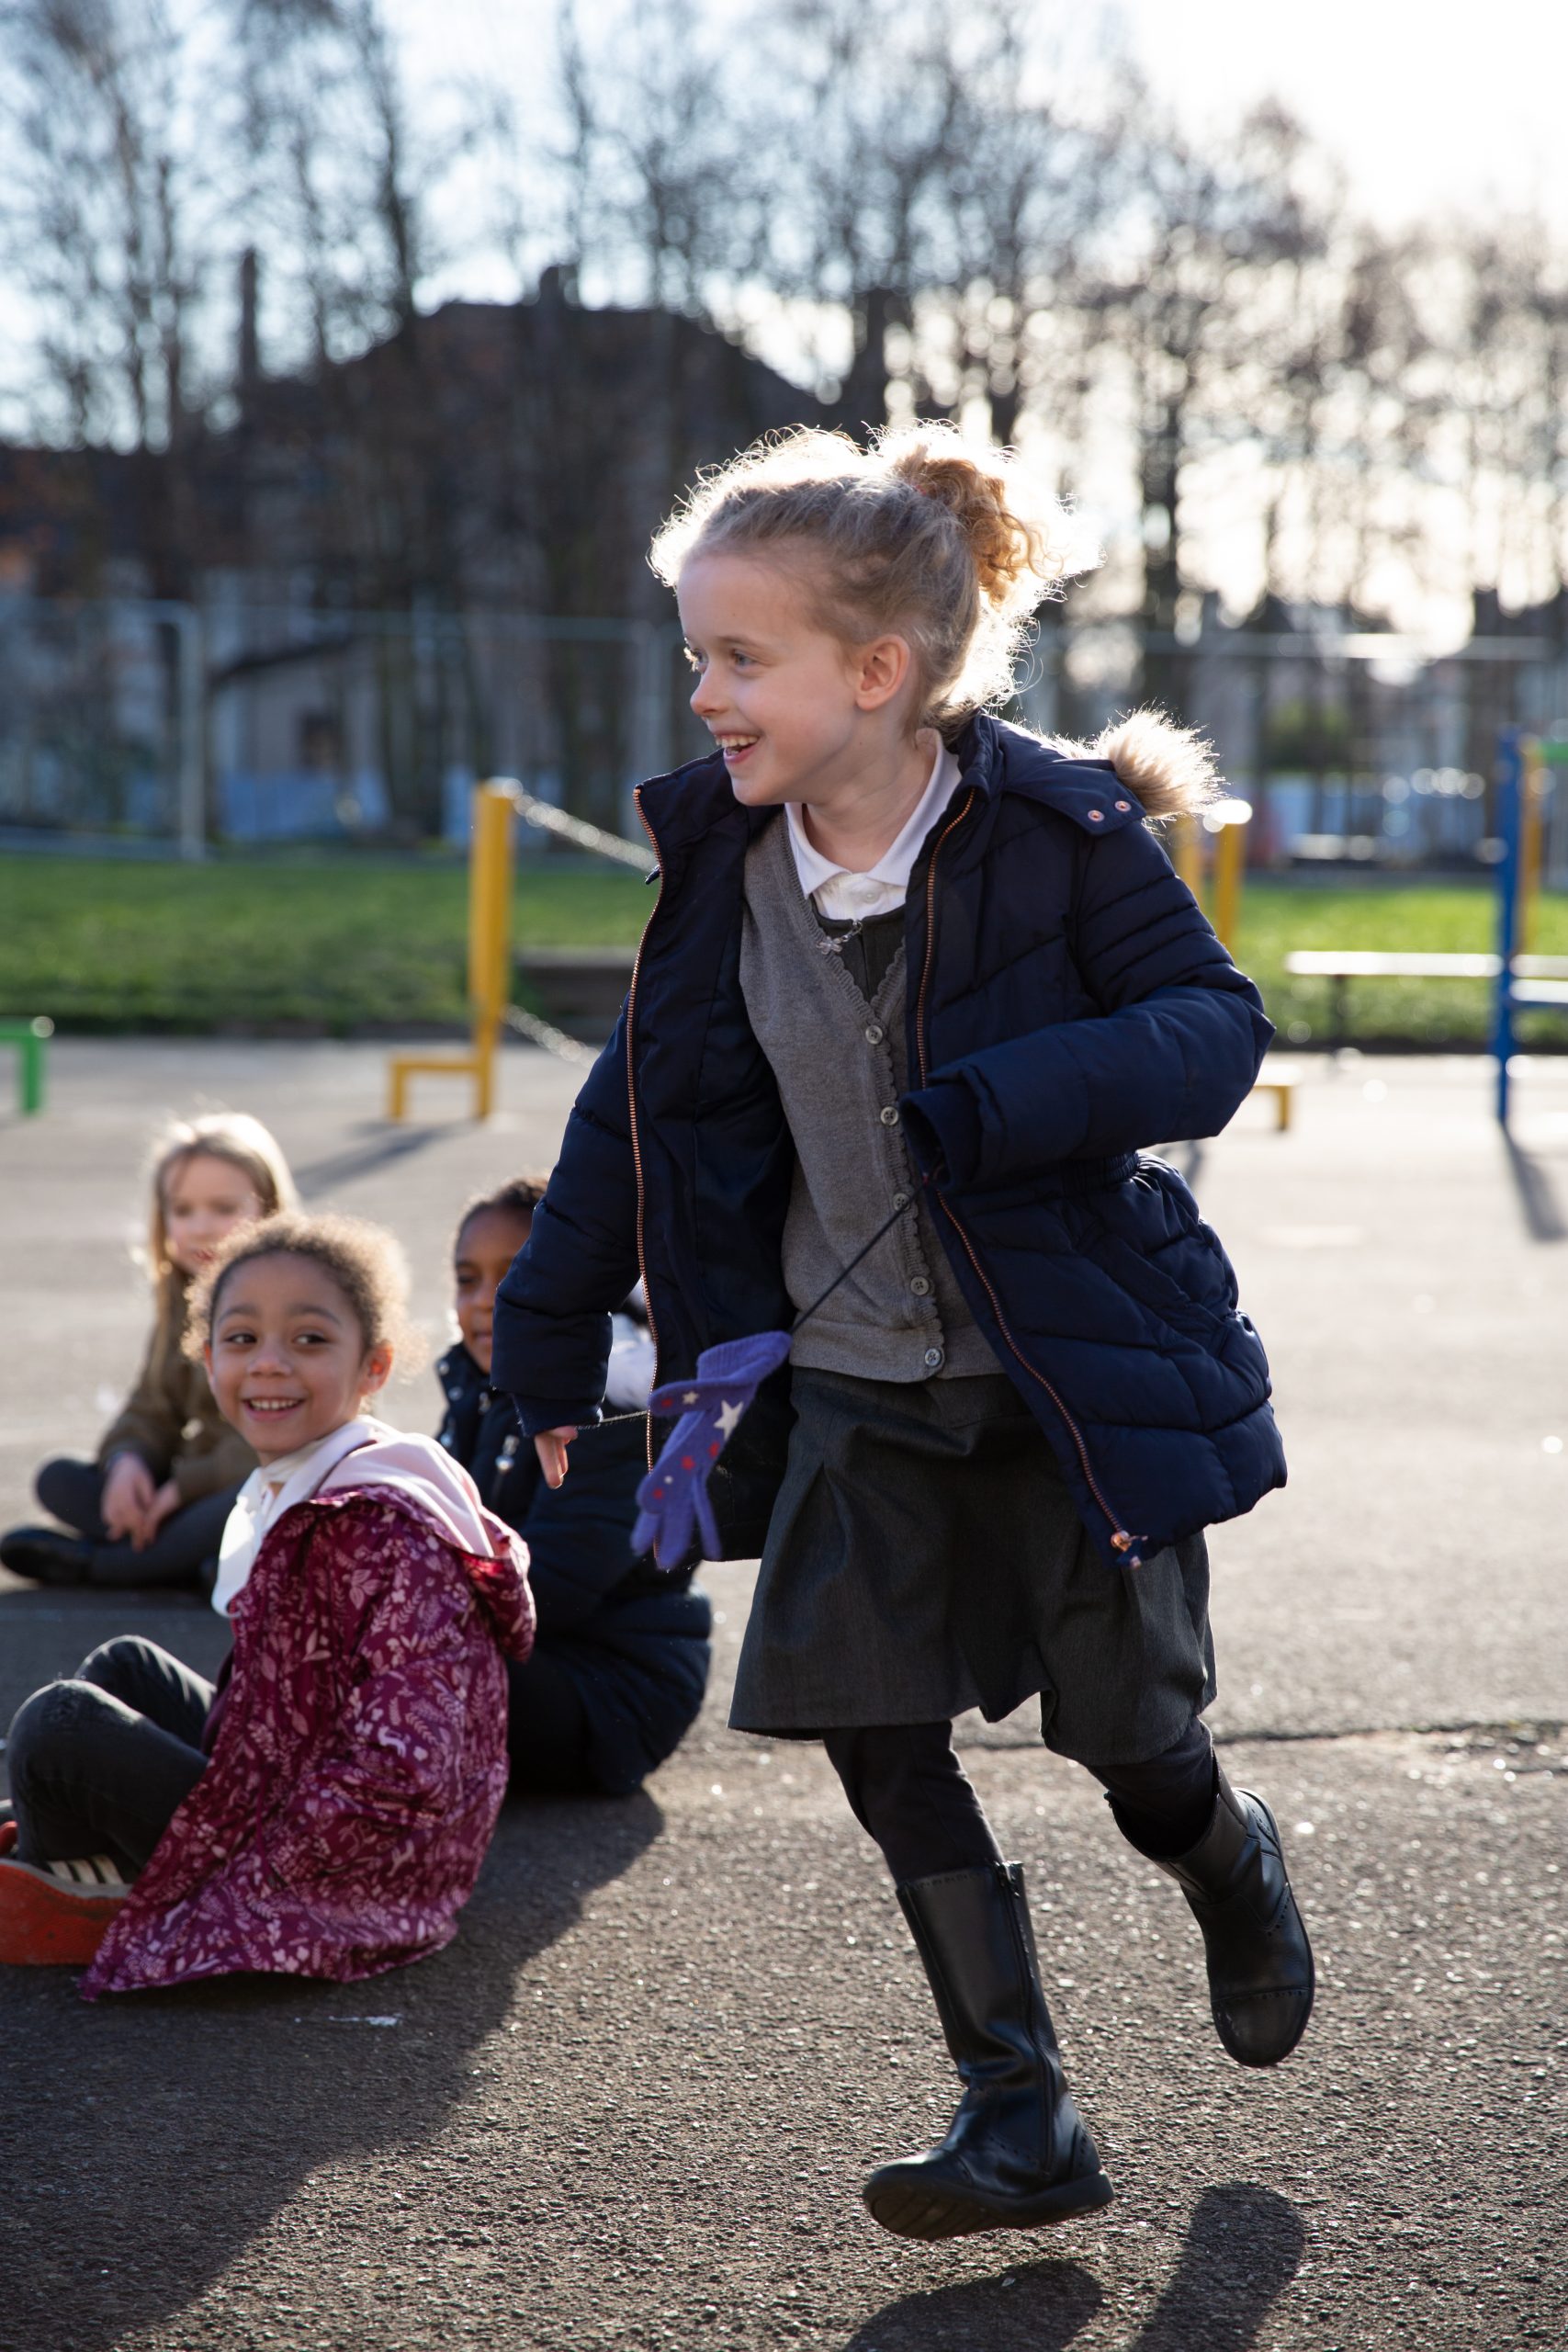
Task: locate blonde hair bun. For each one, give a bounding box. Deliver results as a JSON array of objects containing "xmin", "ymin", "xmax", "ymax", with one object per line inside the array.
[{"xmin": 886, "ymin": 429, "xmax": 1058, "ymax": 617}]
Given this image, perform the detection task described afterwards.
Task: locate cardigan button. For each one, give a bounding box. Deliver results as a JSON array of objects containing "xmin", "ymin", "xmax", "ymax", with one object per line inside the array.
[
  {"xmin": 923, "ymin": 1346, "xmax": 945, "ymax": 1369},
  {"xmin": 879, "ymin": 1104, "xmax": 899, "ymax": 1125},
  {"xmin": 893, "ymin": 1191, "xmax": 910, "ymax": 1209},
  {"xmin": 909, "ymin": 1275, "xmax": 931, "ymax": 1296},
  {"xmin": 864, "ymin": 1023, "xmax": 885, "ymax": 1045}
]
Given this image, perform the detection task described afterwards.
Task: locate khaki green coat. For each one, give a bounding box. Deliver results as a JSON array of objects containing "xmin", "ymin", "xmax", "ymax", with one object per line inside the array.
[{"xmin": 97, "ymin": 1277, "xmax": 256, "ymax": 1501}]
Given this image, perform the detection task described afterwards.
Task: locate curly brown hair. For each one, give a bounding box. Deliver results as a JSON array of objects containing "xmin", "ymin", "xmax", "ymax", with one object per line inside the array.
[{"xmin": 186, "ymin": 1211, "xmax": 421, "ymax": 1367}]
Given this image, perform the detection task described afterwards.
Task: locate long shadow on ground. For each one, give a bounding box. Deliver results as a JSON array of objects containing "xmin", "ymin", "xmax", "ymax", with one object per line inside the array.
[
  {"xmin": 842, "ymin": 2183, "xmax": 1304, "ymax": 2352},
  {"xmin": 0, "ymin": 1786, "xmax": 661, "ymax": 2352}
]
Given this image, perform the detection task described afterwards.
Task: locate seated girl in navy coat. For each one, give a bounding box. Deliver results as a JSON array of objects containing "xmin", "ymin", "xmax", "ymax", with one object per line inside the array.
[
  {"xmin": 437, "ymin": 1179, "xmax": 709, "ymax": 1798},
  {"xmin": 491, "ymin": 426, "xmax": 1312, "ymax": 2245}
]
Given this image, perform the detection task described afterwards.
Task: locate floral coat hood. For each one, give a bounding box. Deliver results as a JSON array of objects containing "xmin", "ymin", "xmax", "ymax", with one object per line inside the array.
[{"xmin": 82, "ymin": 1436, "xmax": 534, "ymax": 1998}]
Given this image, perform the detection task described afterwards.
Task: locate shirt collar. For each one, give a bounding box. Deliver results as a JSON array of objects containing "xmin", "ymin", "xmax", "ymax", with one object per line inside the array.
[
  {"xmin": 211, "ymin": 1419, "xmax": 378, "ymax": 1617},
  {"xmin": 784, "ymin": 736, "xmax": 961, "ymax": 906}
]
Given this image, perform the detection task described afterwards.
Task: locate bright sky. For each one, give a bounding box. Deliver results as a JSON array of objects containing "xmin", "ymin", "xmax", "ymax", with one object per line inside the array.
[
  {"xmin": 385, "ymin": 0, "xmax": 1568, "ymax": 236},
  {"xmin": 1115, "ymin": 0, "xmax": 1568, "ymax": 230}
]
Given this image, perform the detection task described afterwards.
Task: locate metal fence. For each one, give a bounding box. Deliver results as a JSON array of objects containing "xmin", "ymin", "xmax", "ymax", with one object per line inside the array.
[{"xmin": 3, "ymin": 592, "xmax": 1566, "ymax": 879}]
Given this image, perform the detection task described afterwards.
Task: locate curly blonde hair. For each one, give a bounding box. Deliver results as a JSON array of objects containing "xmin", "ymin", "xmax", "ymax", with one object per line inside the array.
[{"xmin": 650, "ymin": 423, "xmax": 1095, "ymax": 734}]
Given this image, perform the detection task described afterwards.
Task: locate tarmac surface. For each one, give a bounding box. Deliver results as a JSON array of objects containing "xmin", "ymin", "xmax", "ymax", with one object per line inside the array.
[{"xmin": 0, "ymin": 1038, "xmax": 1564, "ymax": 2352}]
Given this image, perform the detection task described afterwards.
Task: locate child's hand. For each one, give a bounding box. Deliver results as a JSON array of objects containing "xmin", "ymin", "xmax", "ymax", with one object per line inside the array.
[
  {"xmin": 133, "ymin": 1480, "xmax": 184, "ymax": 1551},
  {"xmin": 102, "ymin": 1452, "xmax": 156, "ymax": 1543},
  {"xmin": 534, "ymin": 1428, "xmax": 578, "ymax": 1489}
]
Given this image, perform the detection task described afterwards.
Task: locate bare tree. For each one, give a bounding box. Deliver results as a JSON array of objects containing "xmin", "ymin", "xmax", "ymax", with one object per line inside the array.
[
  {"xmin": 933, "ymin": 4, "xmax": 1115, "ymax": 449},
  {"xmin": 544, "ymin": 0, "xmax": 751, "ymax": 317},
  {"xmin": 0, "ymin": 0, "xmax": 237, "ymax": 588},
  {"xmin": 1082, "ymin": 93, "xmax": 1332, "ymax": 698},
  {"xmin": 742, "ymin": 0, "xmax": 974, "ymax": 429}
]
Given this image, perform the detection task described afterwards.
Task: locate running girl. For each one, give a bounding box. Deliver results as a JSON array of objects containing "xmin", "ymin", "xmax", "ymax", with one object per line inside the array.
[{"xmin": 491, "ymin": 425, "xmax": 1311, "ymax": 2243}]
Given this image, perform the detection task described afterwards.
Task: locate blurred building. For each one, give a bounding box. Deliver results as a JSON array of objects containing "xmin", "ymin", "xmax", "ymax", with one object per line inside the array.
[{"xmin": 0, "ymin": 271, "xmax": 823, "ymax": 838}]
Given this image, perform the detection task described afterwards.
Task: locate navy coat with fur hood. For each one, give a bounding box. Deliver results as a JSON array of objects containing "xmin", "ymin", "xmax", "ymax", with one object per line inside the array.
[{"xmin": 491, "ymin": 713, "xmax": 1287, "ymax": 1573}]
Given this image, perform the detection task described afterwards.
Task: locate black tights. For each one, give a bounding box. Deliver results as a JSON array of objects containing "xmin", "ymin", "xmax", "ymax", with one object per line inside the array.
[{"xmin": 821, "ymin": 1717, "xmax": 1218, "ymax": 1886}]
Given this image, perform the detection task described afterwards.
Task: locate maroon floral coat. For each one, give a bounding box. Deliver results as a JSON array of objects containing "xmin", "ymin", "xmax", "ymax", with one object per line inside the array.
[{"xmin": 82, "ymin": 1485, "xmax": 534, "ymax": 1998}]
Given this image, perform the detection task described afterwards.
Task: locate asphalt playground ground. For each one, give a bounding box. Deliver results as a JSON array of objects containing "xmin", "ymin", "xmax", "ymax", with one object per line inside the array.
[{"xmin": 0, "ymin": 1038, "xmax": 1564, "ymax": 2352}]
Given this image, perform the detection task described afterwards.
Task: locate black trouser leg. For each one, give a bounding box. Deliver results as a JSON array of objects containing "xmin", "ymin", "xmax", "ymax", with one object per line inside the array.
[
  {"xmin": 504, "ymin": 1647, "xmax": 597, "ymax": 1795},
  {"xmin": 1086, "ymin": 1717, "xmax": 1219, "ymax": 1858},
  {"xmin": 77, "ymin": 1637, "xmax": 216, "ymax": 1739},
  {"xmin": 34, "ymin": 1459, "xmax": 236, "ymax": 1591},
  {"xmin": 821, "ymin": 1721, "xmax": 1003, "ymax": 1882},
  {"xmin": 35, "ymin": 1457, "xmax": 110, "ymax": 1542},
  {"xmin": 6, "ymin": 1637, "xmax": 213, "ymax": 1877},
  {"xmin": 87, "ymin": 1487, "xmax": 236, "ymax": 1592}
]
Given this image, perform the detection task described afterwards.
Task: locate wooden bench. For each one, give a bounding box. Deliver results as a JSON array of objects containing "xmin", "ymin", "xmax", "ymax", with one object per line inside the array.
[
  {"xmin": 1282, "ymin": 950, "xmax": 1568, "ymax": 1047},
  {"xmin": 0, "ymin": 1016, "xmax": 52, "ymax": 1114}
]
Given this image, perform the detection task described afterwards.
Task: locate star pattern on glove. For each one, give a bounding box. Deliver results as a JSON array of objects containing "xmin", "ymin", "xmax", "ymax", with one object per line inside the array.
[{"xmin": 632, "ymin": 1331, "xmax": 793, "ymax": 1570}]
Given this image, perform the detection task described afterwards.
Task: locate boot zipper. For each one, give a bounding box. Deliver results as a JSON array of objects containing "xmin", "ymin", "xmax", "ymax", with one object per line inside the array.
[
  {"xmin": 626, "ymin": 787, "xmax": 664, "ymax": 1474},
  {"xmin": 916, "ymin": 792, "xmax": 1145, "ymax": 1566}
]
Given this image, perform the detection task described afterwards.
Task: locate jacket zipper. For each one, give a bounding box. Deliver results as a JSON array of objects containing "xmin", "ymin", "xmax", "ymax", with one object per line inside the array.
[
  {"xmin": 626, "ymin": 787, "xmax": 663, "ymax": 1474},
  {"xmin": 916, "ymin": 792, "xmax": 1144, "ymax": 1563}
]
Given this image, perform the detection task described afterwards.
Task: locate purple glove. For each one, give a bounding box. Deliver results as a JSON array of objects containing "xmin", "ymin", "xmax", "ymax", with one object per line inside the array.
[{"xmin": 632, "ymin": 1331, "xmax": 793, "ymax": 1569}]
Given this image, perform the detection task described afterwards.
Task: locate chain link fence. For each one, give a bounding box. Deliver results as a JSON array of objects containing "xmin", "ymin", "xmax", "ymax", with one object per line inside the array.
[{"xmin": 3, "ymin": 592, "xmax": 1567, "ymax": 880}]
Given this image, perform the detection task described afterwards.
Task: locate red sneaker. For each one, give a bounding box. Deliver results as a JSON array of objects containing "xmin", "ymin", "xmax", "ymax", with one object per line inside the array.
[{"xmin": 0, "ymin": 1851, "xmax": 129, "ymax": 1964}]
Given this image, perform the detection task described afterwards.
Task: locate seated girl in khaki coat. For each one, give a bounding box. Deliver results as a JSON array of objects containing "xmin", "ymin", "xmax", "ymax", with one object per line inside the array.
[{"xmin": 1, "ymin": 1113, "xmax": 296, "ymax": 1593}]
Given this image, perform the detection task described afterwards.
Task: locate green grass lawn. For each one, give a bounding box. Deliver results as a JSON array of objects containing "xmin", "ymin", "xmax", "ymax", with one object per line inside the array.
[
  {"xmin": 0, "ymin": 853, "xmax": 651, "ymax": 1033},
  {"xmin": 3, "ymin": 849, "xmax": 1565, "ymax": 1045},
  {"xmin": 1239, "ymin": 880, "xmax": 1568, "ymax": 1048}
]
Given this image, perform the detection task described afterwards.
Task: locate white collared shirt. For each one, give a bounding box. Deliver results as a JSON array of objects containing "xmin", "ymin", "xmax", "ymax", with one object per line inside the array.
[{"xmin": 784, "ymin": 738, "xmax": 962, "ymax": 921}]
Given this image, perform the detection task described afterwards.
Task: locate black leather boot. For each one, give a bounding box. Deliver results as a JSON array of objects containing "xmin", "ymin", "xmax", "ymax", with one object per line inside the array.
[
  {"xmin": 1115, "ymin": 1770, "xmax": 1314, "ymax": 2067},
  {"xmin": 863, "ymin": 1861, "xmax": 1113, "ymax": 2241}
]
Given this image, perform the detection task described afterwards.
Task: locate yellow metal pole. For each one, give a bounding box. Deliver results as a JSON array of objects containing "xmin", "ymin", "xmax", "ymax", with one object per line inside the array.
[
  {"xmin": 1174, "ymin": 813, "xmax": 1203, "ymax": 902},
  {"xmin": 1211, "ymin": 810, "xmax": 1248, "ymax": 951},
  {"xmin": 386, "ymin": 778, "xmax": 516, "ymax": 1122},
  {"xmin": 468, "ymin": 782, "xmax": 515, "ymax": 1120},
  {"xmin": 1520, "ymin": 742, "xmax": 1545, "ymax": 955}
]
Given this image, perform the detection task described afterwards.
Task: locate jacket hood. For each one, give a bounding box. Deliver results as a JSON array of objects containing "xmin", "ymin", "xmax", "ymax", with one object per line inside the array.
[
  {"xmin": 318, "ymin": 1423, "xmax": 534, "ymax": 1657},
  {"xmin": 1045, "ymin": 710, "xmax": 1222, "ymax": 825}
]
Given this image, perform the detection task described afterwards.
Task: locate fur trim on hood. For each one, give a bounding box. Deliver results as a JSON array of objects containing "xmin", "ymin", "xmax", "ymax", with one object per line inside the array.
[{"xmin": 1050, "ymin": 708, "xmax": 1221, "ymax": 824}]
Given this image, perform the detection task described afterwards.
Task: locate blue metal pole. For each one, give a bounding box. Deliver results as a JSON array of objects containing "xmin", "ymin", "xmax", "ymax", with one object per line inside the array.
[{"xmin": 1493, "ymin": 727, "xmax": 1523, "ymax": 1126}]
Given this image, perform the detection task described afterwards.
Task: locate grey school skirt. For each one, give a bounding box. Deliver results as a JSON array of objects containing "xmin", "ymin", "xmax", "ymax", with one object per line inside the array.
[{"xmin": 729, "ymin": 1367, "xmax": 1216, "ymax": 1766}]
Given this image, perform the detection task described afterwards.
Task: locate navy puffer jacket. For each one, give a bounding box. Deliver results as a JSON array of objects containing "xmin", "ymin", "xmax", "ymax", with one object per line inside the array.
[{"xmin": 492, "ymin": 715, "xmax": 1286, "ymax": 1571}]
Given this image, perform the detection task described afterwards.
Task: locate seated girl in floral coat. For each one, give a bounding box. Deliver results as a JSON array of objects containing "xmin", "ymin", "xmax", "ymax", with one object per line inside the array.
[{"xmin": 0, "ymin": 1211, "xmax": 534, "ymax": 1992}]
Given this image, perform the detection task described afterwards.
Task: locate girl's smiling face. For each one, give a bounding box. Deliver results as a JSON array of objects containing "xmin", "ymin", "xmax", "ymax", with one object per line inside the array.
[
  {"xmin": 206, "ymin": 1253, "xmax": 392, "ymax": 1464},
  {"xmin": 679, "ymin": 549, "xmax": 916, "ymax": 809},
  {"xmin": 164, "ymin": 1150, "xmax": 265, "ymax": 1276},
  {"xmin": 453, "ymin": 1207, "xmax": 532, "ymax": 1378}
]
